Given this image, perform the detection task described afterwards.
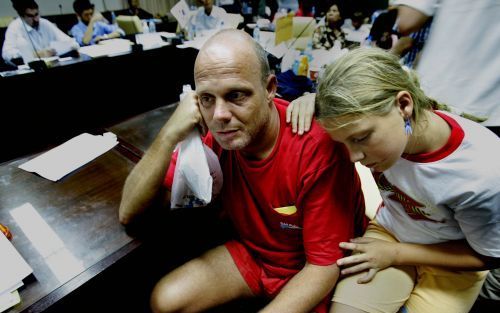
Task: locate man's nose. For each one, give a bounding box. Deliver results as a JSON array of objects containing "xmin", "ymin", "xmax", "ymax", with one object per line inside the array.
[{"xmin": 213, "ymin": 98, "xmax": 232, "ymax": 122}]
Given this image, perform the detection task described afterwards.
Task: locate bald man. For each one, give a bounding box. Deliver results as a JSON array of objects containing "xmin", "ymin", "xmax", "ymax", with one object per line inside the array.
[{"xmin": 119, "ymin": 30, "xmax": 365, "ymax": 313}]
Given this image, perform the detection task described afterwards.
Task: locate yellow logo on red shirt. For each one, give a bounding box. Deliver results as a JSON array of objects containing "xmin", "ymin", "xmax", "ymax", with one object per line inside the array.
[{"xmin": 273, "ymin": 206, "xmax": 297, "ymax": 216}]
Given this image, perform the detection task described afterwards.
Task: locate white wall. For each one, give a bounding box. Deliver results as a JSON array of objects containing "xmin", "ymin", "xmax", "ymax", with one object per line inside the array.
[{"xmin": 0, "ymin": 0, "xmax": 126, "ymax": 17}]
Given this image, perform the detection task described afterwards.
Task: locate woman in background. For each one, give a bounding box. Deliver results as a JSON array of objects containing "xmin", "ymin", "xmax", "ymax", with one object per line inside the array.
[{"xmin": 312, "ymin": 2, "xmax": 346, "ymax": 50}]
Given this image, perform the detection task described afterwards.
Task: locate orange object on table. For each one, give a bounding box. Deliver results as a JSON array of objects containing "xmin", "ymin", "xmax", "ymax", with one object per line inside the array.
[{"xmin": 0, "ymin": 223, "xmax": 12, "ymax": 240}]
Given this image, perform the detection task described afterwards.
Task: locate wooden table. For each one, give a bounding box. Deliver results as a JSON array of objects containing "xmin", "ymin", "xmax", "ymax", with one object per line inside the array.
[{"xmin": 0, "ymin": 148, "xmax": 139, "ymax": 313}]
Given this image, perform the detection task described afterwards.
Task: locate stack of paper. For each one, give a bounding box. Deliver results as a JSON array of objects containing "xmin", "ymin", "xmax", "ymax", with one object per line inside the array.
[{"xmin": 0, "ymin": 233, "xmax": 32, "ymax": 312}]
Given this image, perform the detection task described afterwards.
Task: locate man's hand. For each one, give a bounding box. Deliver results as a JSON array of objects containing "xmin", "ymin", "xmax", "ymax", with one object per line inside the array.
[
  {"xmin": 90, "ymin": 11, "xmax": 107, "ymax": 24},
  {"xmin": 336, "ymin": 237, "xmax": 399, "ymax": 283},
  {"xmin": 163, "ymin": 91, "xmax": 207, "ymax": 143},
  {"xmin": 36, "ymin": 48, "xmax": 56, "ymax": 58},
  {"xmin": 286, "ymin": 93, "xmax": 316, "ymax": 135},
  {"xmin": 94, "ymin": 35, "xmax": 107, "ymax": 43}
]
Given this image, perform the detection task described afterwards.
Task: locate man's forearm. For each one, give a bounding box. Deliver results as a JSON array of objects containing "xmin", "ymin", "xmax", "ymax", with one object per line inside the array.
[
  {"xmin": 260, "ymin": 263, "xmax": 339, "ymax": 313},
  {"xmin": 83, "ymin": 22, "xmax": 95, "ymax": 45},
  {"xmin": 118, "ymin": 128, "xmax": 177, "ymax": 225}
]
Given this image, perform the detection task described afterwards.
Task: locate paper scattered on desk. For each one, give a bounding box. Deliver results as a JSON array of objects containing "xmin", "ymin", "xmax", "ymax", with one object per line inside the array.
[
  {"xmin": 0, "ymin": 231, "xmax": 32, "ymax": 297},
  {"xmin": 135, "ymin": 33, "xmax": 169, "ymax": 50},
  {"xmin": 0, "ymin": 290, "xmax": 21, "ymax": 313},
  {"xmin": 19, "ymin": 132, "xmax": 118, "ymax": 181},
  {"xmin": 79, "ymin": 39, "xmax": 132, "ymax": 58}
]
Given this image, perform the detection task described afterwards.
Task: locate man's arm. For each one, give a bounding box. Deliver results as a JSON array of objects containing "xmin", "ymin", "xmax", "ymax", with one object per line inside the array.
[
  {"xmin": 396, "ymin": 5, "xmax": 431, "ymax": 36},
  {"xmin": 81, "ymin": 11, "xmax": 108, "ymax": 45},
  {"xmin": 2, "ymin": 23, "xmax": 21, "ymax": 61},
  {"xmin": 260, "ymin": 263, "xmax": 340, "ymax": 313},
  {"xmin": 119, "ymin": 91, "xmax": 203, "ymax": 225}
]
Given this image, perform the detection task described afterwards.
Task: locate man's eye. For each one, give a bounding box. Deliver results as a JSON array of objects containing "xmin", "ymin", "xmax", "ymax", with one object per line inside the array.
[
  {"xmin": 200, "ymin": 95, "xmax": 214, "ymax": 107},
  {"xmin": 227, "ymin": 91, "xmax": 245, "ymax": 102}
]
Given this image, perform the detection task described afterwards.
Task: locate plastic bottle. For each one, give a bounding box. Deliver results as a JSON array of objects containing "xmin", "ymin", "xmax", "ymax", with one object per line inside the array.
[
  {"xmin": 187, "ymin": 24, "xmax": 195, "ymax": 40},
  {"xmin": 149, "ymin": 20, "xmax": 156, "ymax": 33},
  {"xmin": 304, "ymin": 40, "xmax": 313, "ymax": 62},
  {"xmin": 253, "ymin": 25, "xmax": 260, "ymax": 43},
  {"xmin": 110, "ymin": 11, "xmax": 116, "ymax": 25},
  {"xmin": 142, "ymin": 20, "xmax": 149, "ymax": 33},
  {"xmin": 297, "ymin": 55, "xmax": 309, "ymax": 76}
]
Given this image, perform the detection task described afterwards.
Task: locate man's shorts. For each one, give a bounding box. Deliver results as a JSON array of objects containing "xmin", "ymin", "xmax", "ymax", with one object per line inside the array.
[
  {"xmin": 332, "ymin": 221, "xmax": 489, "ymax": 313},
  {"xmin": 225, "ymin": 240, "xmax": 332, "ymax": 313}
]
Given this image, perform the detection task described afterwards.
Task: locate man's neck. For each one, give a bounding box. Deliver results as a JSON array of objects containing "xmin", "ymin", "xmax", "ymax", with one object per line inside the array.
[{"xmin": 204, "ymin": 7, "xmax": 213, "ymax": 16}]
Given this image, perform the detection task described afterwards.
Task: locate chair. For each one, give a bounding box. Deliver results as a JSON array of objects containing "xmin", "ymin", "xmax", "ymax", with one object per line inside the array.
[{"xmin": 116, "ymin": 15, "xmax": 143, "ymax": 35}]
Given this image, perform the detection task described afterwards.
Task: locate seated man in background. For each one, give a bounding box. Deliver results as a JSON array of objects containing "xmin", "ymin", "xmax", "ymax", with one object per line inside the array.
[
  {"xmin": 71, "ymin": 0, "xmax": 124, "ymax": 46},
  {"xmin": 185, "ymin": 0, "xmax": 227, "ymax": 38},
  {"xmin": 116, "ymin": 0, "xmax": 154, "ymax": 20},
  {"xmin": 119, "ymin": 29, "xmax": 366, "ymax": 313},
  {"xmin": 2, "ymin": 0, "xmax": 79, "ymax": 64}
]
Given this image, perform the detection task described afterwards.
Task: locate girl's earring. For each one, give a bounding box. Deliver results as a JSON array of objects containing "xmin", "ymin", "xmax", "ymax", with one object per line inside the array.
[{"xmin": 404, "ymin": 117, "xmax": 413, "ymax": 135}]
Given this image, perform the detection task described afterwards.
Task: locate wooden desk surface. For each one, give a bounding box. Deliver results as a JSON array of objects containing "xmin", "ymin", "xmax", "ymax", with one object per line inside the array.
[
  {"xmin": 107, "ymin": 103, "xmax": 178, "ymax": 156},
  {"xmin": 0, "ymin": 149, "xmax": 139, "ymax": 313}
]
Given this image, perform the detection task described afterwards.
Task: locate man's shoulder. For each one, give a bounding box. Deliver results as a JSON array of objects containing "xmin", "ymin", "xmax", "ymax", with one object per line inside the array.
[
  {"xmin": 40, "ymin": 18, "xmax": 60, "ymax": 31},
  {"xmin": 273, "ymin": 99, "xmax": 341, "ymax": 151},
  {"xmin": 6, "ymin": 18, "xmax": 22, "ymax": 30}
]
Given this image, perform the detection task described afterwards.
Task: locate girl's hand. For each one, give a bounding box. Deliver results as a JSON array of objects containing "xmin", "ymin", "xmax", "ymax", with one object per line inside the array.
[
  {"xmin": 286, "ymin": 92, "xmax": 316, "ymax": 135},
  {"xmin": 336, "ymin": 237, "xmax": 399, "ymax": 283}
]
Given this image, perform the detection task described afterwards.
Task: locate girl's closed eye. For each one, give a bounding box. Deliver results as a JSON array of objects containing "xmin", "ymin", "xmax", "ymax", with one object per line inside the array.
[{"xmin": 352, "ymin": 133, "xmax": 370, "ymax": 143}]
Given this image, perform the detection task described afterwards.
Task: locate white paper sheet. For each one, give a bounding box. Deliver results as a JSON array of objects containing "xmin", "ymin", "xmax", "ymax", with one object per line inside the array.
[
  {"xmin": 170, "ymin": 0, "xmax": 191, "ymax": 29},
  {"xmin": 78, "ymin": 39, "xmax": 132, "ymax": 58},
  {"xmin": 0, "ymin": 290, "xmax": 21, "ymax": 313},
  {"xmin": 135, "ymin": 33, "xmax": 170, "ymax": 50},
  {"xmin": 0, "ymin": 232, "xmax": 32, "ymax": 296},
  {"xmin": 18, "ymin": 132, "xmax": 118, "ymax": 181}
]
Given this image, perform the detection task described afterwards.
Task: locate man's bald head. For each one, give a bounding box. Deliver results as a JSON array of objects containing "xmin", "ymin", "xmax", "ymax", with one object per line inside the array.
[{"xmin": 194, "ymin": 30, "xmax": 270, "ymax": 85}]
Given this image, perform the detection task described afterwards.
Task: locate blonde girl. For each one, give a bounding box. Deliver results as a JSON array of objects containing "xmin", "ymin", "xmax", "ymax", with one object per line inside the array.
[{"xmin": 313, "ymin": 48, "xmax": 500, "ymax": 313}]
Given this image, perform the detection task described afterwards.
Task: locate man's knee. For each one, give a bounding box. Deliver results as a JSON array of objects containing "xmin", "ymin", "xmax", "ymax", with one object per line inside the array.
[{"xmin": 150, "ymin": 279, "xmax": 189, "ymax": 313}]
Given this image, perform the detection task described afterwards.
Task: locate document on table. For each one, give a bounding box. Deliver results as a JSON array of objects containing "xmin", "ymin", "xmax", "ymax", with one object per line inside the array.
[
  {"xmin": 78, "ymin": 39, "xmax": 132, "ymax": 58},
  {"xmin": 170, "ymin": 0, "xmax": 190, "ymax": 29},
  {"xmin": 0, "ymin": 232, "xmax": 32, "ymax": 304},
  {"xmin": 0, "ymin": 290, "xmax": 21, "ymax": 313},
  {"xmin": 18, "ymin": 132, "xmax": 118, "ymax": 181}
]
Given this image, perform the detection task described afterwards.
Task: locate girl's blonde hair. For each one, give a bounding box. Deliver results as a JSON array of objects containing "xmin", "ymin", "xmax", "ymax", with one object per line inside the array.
[{"xmin": 315, "ymin": 48, "xmax": 437, "ymax": 129}]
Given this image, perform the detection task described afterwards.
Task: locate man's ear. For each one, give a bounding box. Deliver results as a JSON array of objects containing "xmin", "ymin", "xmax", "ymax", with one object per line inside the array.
[
  {"xmin": 266, "ymin": 74, "xmax": 278, "ymax": 105},
  {"xmin": 396, "ymin": 91, "xmax": 414, "ymax": 118}
]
